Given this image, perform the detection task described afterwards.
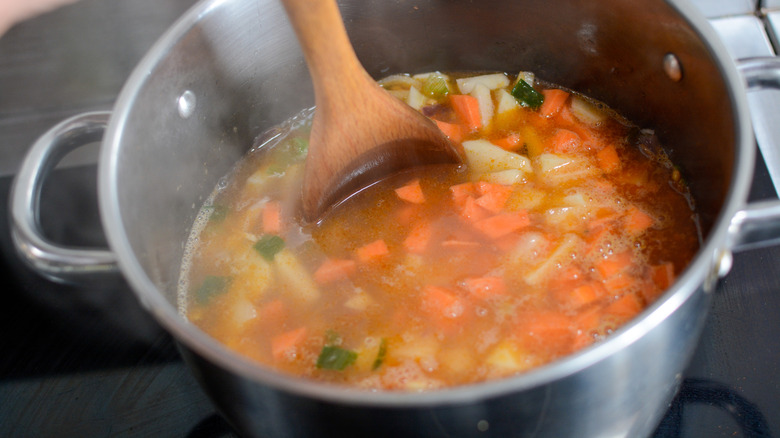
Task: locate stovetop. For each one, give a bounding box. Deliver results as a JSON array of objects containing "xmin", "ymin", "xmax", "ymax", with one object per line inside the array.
[{"xmin": 1, "ymin": 1, "xmax": 779, "ymax": 437}]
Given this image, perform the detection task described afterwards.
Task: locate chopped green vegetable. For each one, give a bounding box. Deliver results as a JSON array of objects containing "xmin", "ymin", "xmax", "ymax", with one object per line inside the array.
[
  {"xmin": 422, "ymin": 74, "xmax": 449, "ymax": 98},
  {"xmin": 289, "ymin": 137, "xmax": 309, "ymax": 156},
  {"xmin": 195, "ymin": 275, "xmax": 231, "ymax": 304},
  {"xmin": 316, "ymin": 345, "xmax": 358, "ymax": 370},
  {"xmin": 511, "ymin": 79, "xmax": 544, "ymax": 109},
  {"xmin": 265, "ymin": 163, "xmax": 287, "ymax": 176},
  {"xmin": 206, "ymin": 205, "xmax": 228, "ymax": 222},
  {"xmin": 372, "ymin": 338, "xmax": 388, "ymax": 370},
  {"xmin": 253, "ymin": 235, "xmax": 285, "ymax": 261}
]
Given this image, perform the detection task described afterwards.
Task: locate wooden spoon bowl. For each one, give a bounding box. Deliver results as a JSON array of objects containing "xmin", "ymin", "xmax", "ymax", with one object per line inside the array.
[{"xmin": 281, "ymin": 0, "xmax": 465, "ymax": 222}]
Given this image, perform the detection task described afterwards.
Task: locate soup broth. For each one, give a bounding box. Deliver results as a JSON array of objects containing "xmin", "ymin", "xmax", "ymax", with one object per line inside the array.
[{"xmin": 180, "ymin": 71, "xmax": 699, "ymax": 390}]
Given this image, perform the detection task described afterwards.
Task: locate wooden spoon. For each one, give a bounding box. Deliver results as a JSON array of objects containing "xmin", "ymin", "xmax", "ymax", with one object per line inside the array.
[{"xmin": 281, "ymin": 0, "xmax": 464, "ymax": 222}]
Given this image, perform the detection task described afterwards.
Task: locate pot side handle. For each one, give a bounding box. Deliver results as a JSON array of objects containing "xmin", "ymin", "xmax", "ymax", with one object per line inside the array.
[
  {"xmin": 9, "ymin": 111, "xmax": 119, "ymax": 284},
  {"xmin": 728, "ymin": 58, "xmax": 780, "ymax": 252}
]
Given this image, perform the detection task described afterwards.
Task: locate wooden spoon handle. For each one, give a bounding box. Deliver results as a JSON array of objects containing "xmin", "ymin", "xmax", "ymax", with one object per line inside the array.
[{"xmin": 280, "ymin": 0, "xmax": 367, "ymax": 100}]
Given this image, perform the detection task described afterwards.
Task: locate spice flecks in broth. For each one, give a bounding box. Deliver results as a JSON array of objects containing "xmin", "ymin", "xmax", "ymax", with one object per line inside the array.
[{"xmin": 179, "ymin": 71, "xmax": 699, "ymax": 390}]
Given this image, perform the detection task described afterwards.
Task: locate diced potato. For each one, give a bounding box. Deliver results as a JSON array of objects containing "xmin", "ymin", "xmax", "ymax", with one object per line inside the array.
[
  {"xmin": 543, "ymin": 191, "xmax": 592, "ymax": 231},
  {"xmin": 563, "ymin": 192, "xmax": 587, "ymax": 207},
  {"xmin": 392, "ymin": 335, "xmax": 439, "ymax": 362},
  {"xmin": 412, "ymin": 71, "xmax": 451, "ymax": 81},
  {"xmin": 505, "ymin": 231, "xmax": 551, "ymax": 269},
  {"xmin": 353, "ymin": 337, "xmax": 383, "ymax": 373},
  {"xmin": 479, "ymin": 169, "xmax": 526, "ymax": 185},
  {"xmin": 505, "ymin": 185, "xmax": 546, "ymax": 211},
  {"xmin": 456, "ymin": 73, "xmax": 510, "ymax": 94},
  {"xmin": 387, "ymin": 89, "xmax": 409, "ymax": 101},
  {"xmin": 438, "ymin": 347, "xmax": 477, "ymax": 377},
  {"xmin": 485, "ymin": 340, "xmax": 535, "ymax": 375},
  {"xmin": 378, "ymin": 74, "xmax": 422, "ymax": 90},
  {"xmin": 245, "ymin": 168, "xmax": 278, "ymax": 194},
  {"xmin": 470, "ymin": 83, "xmax": 494, "ymax": 129},
  {"xmin": 226, "ymin": 295, "xmax": 258, "ymax": 330},
  {"xmin": 495, "ymin": 88, "xmax": 519, "ymax": 114},
  {"xmin": 229, "ymin": 248, "xmax": 273, "ymax": 302},
  {"xmin": 543, "ymin": 206, "xmax": 588, "ymax": 232},
  {"xmin": 520, "ymin": 126, "xmax": 544, "ymax": 158},
  {"xmin": 522, "ymin": 233, "xmax": 585, "ymax": 286},
  {"xmin": 463, "ymin": 139, "xmax": 532, "ymax": 175},
  {"xmin": 535, "ymin": 153, "xmax": 598, "ymax": 186},
  {"xmin": 407, "ymin": 86, "xmax": 425, "ymax": 110},
  {"xmin": 274, "ymin": 249, "xmax": 320, "ymax": 303},
  {"xmin": 570, "ymin": 96, "xmax": 607, "ymax": 126},
  {"xmin": 344, "ymin": 290, "xmax": 373, "ymax": 311},
  {"xmin": 514, "ymin": 71, "xmax": 536, "ymax": 87}
]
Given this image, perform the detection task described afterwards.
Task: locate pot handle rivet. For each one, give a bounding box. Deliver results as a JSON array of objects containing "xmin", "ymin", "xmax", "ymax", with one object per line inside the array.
[{"xmin": 663, "ymin": 53, "xmax": 683, "ymax": 82}]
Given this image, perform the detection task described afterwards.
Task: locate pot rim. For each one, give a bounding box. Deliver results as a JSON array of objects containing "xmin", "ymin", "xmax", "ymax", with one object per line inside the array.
[{"xmin": 99, "ymin": 0, "xmax": 755, "ymax": 407}]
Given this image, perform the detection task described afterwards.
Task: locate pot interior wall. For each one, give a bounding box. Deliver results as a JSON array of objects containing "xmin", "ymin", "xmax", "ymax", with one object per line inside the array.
[{"xmin": 110, "ymin": 0, "xmax": 735, "ymax": 313}]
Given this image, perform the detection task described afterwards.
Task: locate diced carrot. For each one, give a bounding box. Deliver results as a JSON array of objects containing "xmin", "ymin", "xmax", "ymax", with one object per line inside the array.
[
  {"xmin": 602, "ymin": 274, "xmax": 637, "ymax": 294},
  {"xmin": 604, "ymin": 293, "xmax": 643, "ymax": 320},
  {"xmin": 355, "ymin": 239, "xmax": 389, "ymax": 263},
  {"xmin": 571, "ymin": 283, "xmax": 599, "ymax": 307},
  {"xmin": 473, "ymin": 210, "xmax": 531, "ymax": 239},
  {"xmin": 462, "ymin": 276, "xmax": 507, "ymax": 299},
  {"xmin": 492, "ymin": 132, "xmax": 523, "ymax": 151},
  {"xmin": 459, "ymin": 196, "xmax": 491, "ymax": 222},
  {"xmin": 271, "ymin": 326, "xmax": 307, "ymax": 361},
  {"xmin": 434, "ymin": 119, "xmax": 465, "ymax": 143},
  {"xmin": 396, "ymin": 204, "xmax": 421, "ymax": 225},
  {"xmin": 449, "ymin": 182, "xmax": 477, "ymax": 209},
  {"xmin": 560, "ymin": 265, "xmax": 584, "ymax": 282},
  {"xmin": 596, "ymin": 144, "xmax": 620, "ymax": 173},
  {"xmin": 441, "ymin": 239, "xmax": 481, "ymax": 250},
  {"xmin": 548, "ymin": 128, "xmax": 582, "ymax": 154},
  {"xmin": 651, "ymin": 262, "xmax": 675, "ymax": 290},
  {"xmin": 584, "ymin": 227, "xmax": 611, "ymax": 259},
  {"xmin": 450, "ymin": 94, "xmax": 482, "ymax": 131},
  {"xmin": 257, "ymin": 299, "xmax": 287, "ymax": 326},
  {"xmin": 624, "ymin": 206, "xmax": 654, "ymax": 234},
  {"xmin": 476, "ymin": 182, "xmax": 513, "ymax": 210},
  {"xmin": 493, "ymin": 232, "xmax": 522, "ymax": 253},
  {"xmin": 572, "ymin": 305, "xmax": 603, "ymax": 350},
  {"xmin": 422, "ymin": 285, "xmax": 465, "ymax": 318},
  {"xmin": 595, "ymin": 251, "xmax": 633, "ymax": 279},
  {"xmin": 555, "ymin": 103, "xmax": 578, "ymax": 126},
  {"xmin": 313, "ymin": 258, "xmax": 357, "ymax": 284},
  {"xmin": 262, "ymin": 201, "xmax": 282, "ymax": 234},
  {"xmin": 404, "ymin": 221, "xmax": 433, "ymax": 254},
  {"xmin": 395, "ymin": 179, "xmax": 425, "ymax": 204},
  {"xmin": 517, "ymin": 312, "xmax": 573, "ymax": 352},
  {"xmin": 587, "ymin": 208, "xmax": 620, "ymax": 232},
  {"xmin": 539, "ymin": 89, "xmax": 570, "ymax": 118}
]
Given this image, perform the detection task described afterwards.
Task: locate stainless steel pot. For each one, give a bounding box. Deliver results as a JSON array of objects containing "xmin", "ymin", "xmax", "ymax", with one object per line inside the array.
[{"xmin": 10, "ymin": 0, "xmax": 780, "ymax": 436}]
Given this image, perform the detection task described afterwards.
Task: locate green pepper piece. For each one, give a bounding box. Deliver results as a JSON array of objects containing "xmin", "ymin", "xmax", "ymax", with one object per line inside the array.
[
  {"xmin": 316, "ymin": 345, "xmax": 358, "ymax": 370},
  {"xmin": 422, "ymin": 74, "xmax": 449, "ymax": 98},
  {"xmin": 290, "ymin": 137, "xmax": 309, "ymax": 156},
  {"xmin": 253, "ymin": 235, "xmax": 285, "ymax": 261},
  {"xmin": 207, "ymin": 205, "xmax": 228, "ymax": 223},
  {"xmin": 195, "ymin": 275, "xmax": 231, "ymax": 305},
  {"xmin": 372, "ymin": 338, "xmax": 388, "ymax": 370},
  {"xmin": 511, "ymin": 79, "xmax": 545, "ymax": 109}
]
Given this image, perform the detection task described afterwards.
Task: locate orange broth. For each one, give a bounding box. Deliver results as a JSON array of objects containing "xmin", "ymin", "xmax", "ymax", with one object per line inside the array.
[{"xmin": 180, "ymin": 71, "xmax": 699, "ymax": 390}]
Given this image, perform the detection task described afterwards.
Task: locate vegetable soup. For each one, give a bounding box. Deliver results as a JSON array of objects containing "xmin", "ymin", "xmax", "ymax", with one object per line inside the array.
[{"xmin": 179, "ymin": 71, "xmax": 699, "ymax": 390}]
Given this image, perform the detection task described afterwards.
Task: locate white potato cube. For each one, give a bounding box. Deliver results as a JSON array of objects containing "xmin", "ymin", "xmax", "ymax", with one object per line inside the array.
[{"xmin": 463, "ymin": 139, "xmax": 531, "ymax": 175}]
